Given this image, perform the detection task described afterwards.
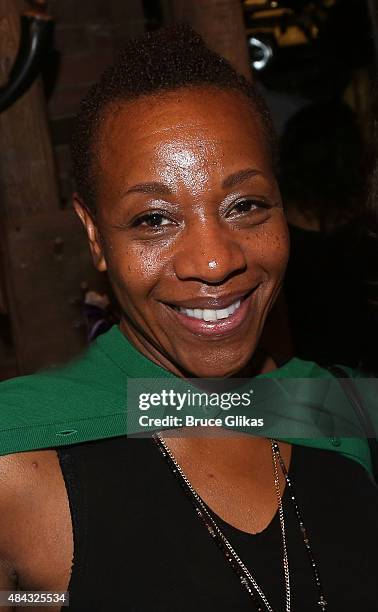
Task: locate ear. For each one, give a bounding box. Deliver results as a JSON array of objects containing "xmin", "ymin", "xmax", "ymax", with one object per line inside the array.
[{"xmin": 73, "ymin": 195, "xmax": 107, "ymax": 272}]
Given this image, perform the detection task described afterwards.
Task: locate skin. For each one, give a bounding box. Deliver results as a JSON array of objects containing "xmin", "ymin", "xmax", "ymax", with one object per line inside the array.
[
  {"xmin": 0, "ymin": 87, "xmax": 291, "ymax": 607},
  {"xmin": 75, "ymin": 87, "xmax": 289, "ymax": 378}
]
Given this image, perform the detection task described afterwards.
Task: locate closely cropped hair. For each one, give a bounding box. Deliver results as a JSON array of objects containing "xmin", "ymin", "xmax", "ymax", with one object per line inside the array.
[{"xmin": 71, "ymin": 23, "xmax": 276, "ymax": 212}]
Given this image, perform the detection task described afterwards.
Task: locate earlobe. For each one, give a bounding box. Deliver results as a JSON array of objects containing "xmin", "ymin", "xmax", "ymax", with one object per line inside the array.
[{"xmin": 73, "ymin": 194, "xmax": 107, "ymax": 272}]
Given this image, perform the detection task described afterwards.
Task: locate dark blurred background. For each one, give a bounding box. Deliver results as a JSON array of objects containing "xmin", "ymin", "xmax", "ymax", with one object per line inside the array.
[{"xmin": 0, "ymin": 0, "xmax": 377, "ymax": 379}]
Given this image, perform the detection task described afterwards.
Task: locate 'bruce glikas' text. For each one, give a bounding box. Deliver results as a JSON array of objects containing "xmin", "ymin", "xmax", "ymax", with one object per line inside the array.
[{"xmin": 139, "ymin": 415, "xmax": 264, "ymax": 428}]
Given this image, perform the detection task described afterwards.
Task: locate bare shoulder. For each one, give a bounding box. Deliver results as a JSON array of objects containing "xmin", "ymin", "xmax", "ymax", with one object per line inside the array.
[
  {"xmin": 0, "ymin": 449, "xmax": 73, "ymax": 598},
  {"xmin": 0, "ymin": 448, "xmax": 61, "ymax": 492},
  {"xmin": 0, "ymin": 449, "xmax": 64, "ymax": 524}
]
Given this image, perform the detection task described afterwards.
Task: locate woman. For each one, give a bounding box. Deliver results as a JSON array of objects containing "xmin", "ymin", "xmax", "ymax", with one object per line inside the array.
[{"xmin": 0, "ymin": 25, "xmax": 377, "ymax": 611}]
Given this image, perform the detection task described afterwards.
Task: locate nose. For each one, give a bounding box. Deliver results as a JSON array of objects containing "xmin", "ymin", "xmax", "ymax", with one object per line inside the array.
[{"xmin": 173, "ymin": 219, "xmax": 247, "ymax": 284}]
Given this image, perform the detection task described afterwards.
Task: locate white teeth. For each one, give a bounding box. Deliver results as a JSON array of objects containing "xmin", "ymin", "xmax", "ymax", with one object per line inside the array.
[
  {"xmin": 216, "ymin": 308, "xmax": 230, "ymax": 320},
  {"xmin": 178, "ymin": 299, "xmax": 241, "ymax": 321},
  {"xmin": 203, "ymin": 309, "xmax": 216, "ymax": 322}
]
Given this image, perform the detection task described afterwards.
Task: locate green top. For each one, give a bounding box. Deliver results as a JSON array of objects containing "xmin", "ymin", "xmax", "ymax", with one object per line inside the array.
[{"xmin": 0, "ymin": 325, "xmax": 372, "ymax": 475}]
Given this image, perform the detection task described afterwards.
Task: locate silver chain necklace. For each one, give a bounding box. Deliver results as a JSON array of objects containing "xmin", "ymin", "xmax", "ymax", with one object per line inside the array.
[{"xmin": 153, "ymin": 433, "xmax": 327, "ymax": 612}]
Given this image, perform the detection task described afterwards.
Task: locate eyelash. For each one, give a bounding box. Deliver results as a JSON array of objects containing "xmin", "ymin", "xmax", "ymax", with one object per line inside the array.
[
  {"xmin": 131, "ymin": 198, "xmax": 271, "ymax": 230},
  {"xmin": 226, "ymin": 198, "xmax": 270, "ymax": 217},
  {"xmin": 131, "ymin": 212, "xmax": 173, "ymax": 229}
]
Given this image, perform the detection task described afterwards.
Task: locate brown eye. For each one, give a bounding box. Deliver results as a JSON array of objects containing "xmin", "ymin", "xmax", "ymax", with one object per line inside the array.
[
  {"xmin": 133, "ymin": 213, "xmax": 171, "ymax": 228},
  {"xmin": 228, "ymin": 199, "xmax": 269, "ymax": 216},
  {"xmin": 234, "ymin": 200, "xmax": 258, "ymax": 214}
]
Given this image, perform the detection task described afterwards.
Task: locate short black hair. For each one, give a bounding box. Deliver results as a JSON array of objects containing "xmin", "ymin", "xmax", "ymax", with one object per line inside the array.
[{"xmin": 71, "ymin": 23, "xmax": 276, "ymax": 212}]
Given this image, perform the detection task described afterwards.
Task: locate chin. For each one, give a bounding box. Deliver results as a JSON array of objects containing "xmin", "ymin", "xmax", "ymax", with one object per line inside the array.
[{"xmin": 180, "ymin": 350, "xmax": 253, "ymax": 379}]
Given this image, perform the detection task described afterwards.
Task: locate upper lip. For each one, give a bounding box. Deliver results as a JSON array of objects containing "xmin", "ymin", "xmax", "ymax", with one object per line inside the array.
[{"xmin": 166, "ymin": 288, "xmax": 256, "ymax": 310}]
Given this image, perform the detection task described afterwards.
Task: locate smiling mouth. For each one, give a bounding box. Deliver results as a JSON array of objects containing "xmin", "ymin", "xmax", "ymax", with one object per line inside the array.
[
  {"xmin": 172, "ymin": 298, "xmax": 242, "ymax": 322},
  {"xmin": 165, "ymin": 289, "xmax": 256, "ymax": 336}
]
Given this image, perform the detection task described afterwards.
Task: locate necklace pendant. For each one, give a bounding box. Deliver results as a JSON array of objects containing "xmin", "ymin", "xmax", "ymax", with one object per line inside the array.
[{"xmin": 318, "ymin": 596, "xmax": 327, "ymax": 609}]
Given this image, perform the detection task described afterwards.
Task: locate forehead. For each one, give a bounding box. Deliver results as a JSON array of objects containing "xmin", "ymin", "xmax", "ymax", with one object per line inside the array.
[{"xmin": 97, "ymin": 88, "xmax": 271, "ymax": 193}]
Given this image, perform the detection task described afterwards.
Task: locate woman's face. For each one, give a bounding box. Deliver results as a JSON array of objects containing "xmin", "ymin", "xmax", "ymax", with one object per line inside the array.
[{"xmin": 76, "ymin": 88, "xmax": 289, "ymax": 377}]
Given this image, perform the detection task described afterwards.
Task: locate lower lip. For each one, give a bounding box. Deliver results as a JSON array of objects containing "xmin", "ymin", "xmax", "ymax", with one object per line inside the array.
[{"xmin": 166, "ymin": 293, "xmax": 255, "ymax": 337}]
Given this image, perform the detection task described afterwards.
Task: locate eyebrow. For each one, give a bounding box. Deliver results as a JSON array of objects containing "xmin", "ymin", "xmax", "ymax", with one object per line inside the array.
[
  {"xmin": 121, "ymin": 168, "xmax": 263, "ymax": 198},
  {"xmin": 122, "ymin": 182, "xmax": 173, "ymax": 198},
  {"xmin": 222, "ymin": 168, "xmax": 263, "ymax": 189}
]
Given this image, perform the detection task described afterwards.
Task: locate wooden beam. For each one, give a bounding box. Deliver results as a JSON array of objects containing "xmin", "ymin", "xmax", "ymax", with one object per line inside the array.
[
  {"xmin": 108, "ymin": 0, "xmax": 145, "ymax": 52},
  {"xmin": 0, "ymin": 0, "xmax": 92, "ymax": 373},
  {"xmin": 168, "ymin": 0, "xmax": 251, "ymax": 79}
]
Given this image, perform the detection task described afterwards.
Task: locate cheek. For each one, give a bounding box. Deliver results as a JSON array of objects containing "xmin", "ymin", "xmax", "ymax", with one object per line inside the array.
[
  {"xmin": 268, "ymin": 224, "xmax": 290, "ymax": 273},
  {"xmin": 244, "ymin": 218, "xmax": 289, "ymax": 279},
  {"xmin": 102, "ymin": 238, "xmax": 168, "ymax": 302}
]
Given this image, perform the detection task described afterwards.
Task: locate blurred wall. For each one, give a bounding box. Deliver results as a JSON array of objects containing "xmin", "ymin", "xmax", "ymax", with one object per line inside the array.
[
  {"xmin": 46, "ymin": 0, "xmax": 145, "ymax": 208},
  {"xmin": 0, "ymin": 1, "xmax": 147, "ymax": 377}
]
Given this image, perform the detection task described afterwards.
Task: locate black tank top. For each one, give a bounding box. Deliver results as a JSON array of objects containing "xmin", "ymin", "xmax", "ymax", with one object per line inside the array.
[{"xmin": 57, "ymin": 437, "xmax": 378, "ymax": 611}]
